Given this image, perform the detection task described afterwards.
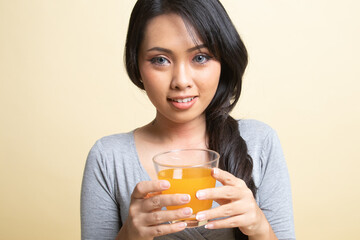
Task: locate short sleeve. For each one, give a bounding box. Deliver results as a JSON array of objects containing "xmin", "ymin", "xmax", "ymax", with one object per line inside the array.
[
  {"xmin": 257, "ymin": 130, "xmax": 296, "ymax": 240},
  {"xmin": 80, "ymin": 141, "xmax": 121, "ymax": 240}
]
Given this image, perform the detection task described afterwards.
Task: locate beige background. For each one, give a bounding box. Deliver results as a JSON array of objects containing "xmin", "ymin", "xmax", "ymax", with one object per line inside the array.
[{"xmin": 1, "ymin": 0, "xmax": 359, "ymax": 239}]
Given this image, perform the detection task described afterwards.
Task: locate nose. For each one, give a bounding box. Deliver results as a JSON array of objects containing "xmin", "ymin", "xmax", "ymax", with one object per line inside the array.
[{"xmin": 170, "ymin": 62, "xmax": 193, "ymax": 90}]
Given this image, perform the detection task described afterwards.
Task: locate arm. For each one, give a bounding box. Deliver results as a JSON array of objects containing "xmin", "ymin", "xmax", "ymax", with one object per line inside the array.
[
  {"xmin": 81, "ymin": 142, "xmax": 192, "ymax": 240},
  {"xmin": 256, "ymin": 130, "xmax": 295, "ymax": 239},
  {"xmin": 114, "ymin": 180, "xmax": 191, "ymax": 240},
  {"xmin": 194, "ymin": 130, "xmax": 295, "ymax": 240},
  {"xmin": 195, "ymin": 168, "xmax": 278, "ymax": 240},
  {"xmin": 81, "ymin": 142, "xmax": 121, "ymax": 240}
]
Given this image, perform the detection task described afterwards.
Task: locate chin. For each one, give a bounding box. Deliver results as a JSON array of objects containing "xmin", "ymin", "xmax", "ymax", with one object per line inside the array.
[{"xmin": 167, "ymin": 113, "xmax": 205, "ymax": 125}]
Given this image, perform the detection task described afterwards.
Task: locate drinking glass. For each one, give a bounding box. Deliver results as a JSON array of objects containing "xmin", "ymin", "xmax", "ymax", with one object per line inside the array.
[{"xmin": 152, "ymin": 149, "xmax": 219, "ymax": 227}]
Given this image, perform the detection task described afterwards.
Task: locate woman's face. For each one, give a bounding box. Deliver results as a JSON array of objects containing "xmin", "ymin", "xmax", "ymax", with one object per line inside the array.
[{"xmin": 138, "ymin": 13, "xmax": 221, "ymax": 125}]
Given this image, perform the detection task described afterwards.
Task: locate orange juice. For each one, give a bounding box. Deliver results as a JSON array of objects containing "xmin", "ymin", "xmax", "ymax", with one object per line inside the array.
[{"xmin": 158, "ymin": 167, "xmax": 215, "ymax": 214}]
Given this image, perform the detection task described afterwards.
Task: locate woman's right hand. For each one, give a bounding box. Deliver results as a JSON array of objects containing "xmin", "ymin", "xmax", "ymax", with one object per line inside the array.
[{"xmin": 116, "ymin": 180, "xmax": 192, "ymax": 240}]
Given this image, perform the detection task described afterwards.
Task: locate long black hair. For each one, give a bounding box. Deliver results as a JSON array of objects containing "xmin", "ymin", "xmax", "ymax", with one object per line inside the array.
[{"xmin": 125, "ymin": 0, "xmax": 255, "ymax": 238}]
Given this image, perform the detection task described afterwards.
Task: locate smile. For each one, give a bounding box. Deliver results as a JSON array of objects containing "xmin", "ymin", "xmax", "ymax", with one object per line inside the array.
[
  {"xmin": 167, "ymin": 96, "xmax": 198, "ymax": 110},
  {"xmin": 169, "ymin": 97, "xmax": 195, "ymax": 103}
]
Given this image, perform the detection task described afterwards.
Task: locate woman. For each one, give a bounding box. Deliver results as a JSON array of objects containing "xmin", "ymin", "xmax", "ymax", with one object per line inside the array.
[{"xmin": 81, "ymin": 0, "xmax": 295, "ymax": 239}]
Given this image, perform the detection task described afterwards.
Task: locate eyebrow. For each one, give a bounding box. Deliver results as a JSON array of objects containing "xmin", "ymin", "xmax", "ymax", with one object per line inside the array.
[{"xmin": 147, "ymin": 44, "xmax": 207, "ymax": 53}]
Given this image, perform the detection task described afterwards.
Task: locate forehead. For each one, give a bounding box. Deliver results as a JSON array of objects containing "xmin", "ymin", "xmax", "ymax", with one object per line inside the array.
[{"xmin": 140, "ymin": 13, "xmax": 203, "ymax": 50}]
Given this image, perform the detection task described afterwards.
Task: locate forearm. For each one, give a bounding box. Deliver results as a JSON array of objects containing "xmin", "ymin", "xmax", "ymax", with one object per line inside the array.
[
  {"xmin": 115, "ymin": 223, "xmax": 153, "ymax": 240},
  {"xmin": 115, "ymin": 225, "xmax": 130, "ymax": 240},
  {"xmin": 247, "ymin": 218, "xmax": 278, "ymax": 240}
]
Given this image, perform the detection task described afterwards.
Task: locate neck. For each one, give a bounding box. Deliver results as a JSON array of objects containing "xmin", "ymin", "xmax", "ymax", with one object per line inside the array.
[{"xmin": 147, "ymin": 112, "xmax": 208, "ymax": 149}]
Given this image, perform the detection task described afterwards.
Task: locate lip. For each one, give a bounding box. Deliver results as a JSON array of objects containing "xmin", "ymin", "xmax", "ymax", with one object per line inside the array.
[{"xmin": 167, "ymin": 96, "xmax": 198, "ymax": 110}]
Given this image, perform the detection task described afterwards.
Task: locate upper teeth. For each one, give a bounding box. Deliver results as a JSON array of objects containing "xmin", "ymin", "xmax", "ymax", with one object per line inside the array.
[{"xmin": 172, "ymin": 97, "xmax": 194, "ymax": 103}]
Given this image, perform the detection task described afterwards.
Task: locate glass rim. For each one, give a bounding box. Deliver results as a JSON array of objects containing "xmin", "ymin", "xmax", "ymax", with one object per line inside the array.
[{"xmin": 152, "ymin": 148, "xmax": 220, "ymax": 168}]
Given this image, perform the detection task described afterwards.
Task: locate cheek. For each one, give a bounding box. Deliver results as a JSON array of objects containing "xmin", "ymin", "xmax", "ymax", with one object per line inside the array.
[
  {"xmin": 199, "ymin": 64, "xmax": 221, "ymax": 94},
  {"xmin": 139, "ymin": 62, "xmax": 170, "ymax": 84},
  {"xmin": 139, "ymin": 65, "xmax": 167, "ymax": 104},
  {"xmin": 139, "ymin": 64, "xmax": 154, "ymax": 82},
  {"xmin": 140, "ymin": 67, "xmax": 163, "ymax": 92}
]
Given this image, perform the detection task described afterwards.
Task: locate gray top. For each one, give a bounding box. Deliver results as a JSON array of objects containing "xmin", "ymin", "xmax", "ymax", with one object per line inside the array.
[{"xmin": 81, "ymin": 119, "xmax": 295, "ymax": 240}]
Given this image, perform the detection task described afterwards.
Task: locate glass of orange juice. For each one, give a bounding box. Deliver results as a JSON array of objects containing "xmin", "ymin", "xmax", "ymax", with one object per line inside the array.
[{"xmin": 152, "ymin": 149, "xmax": 219, "ymax": 228}]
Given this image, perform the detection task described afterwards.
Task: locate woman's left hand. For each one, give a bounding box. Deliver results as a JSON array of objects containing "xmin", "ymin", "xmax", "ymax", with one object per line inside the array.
[{"xmin": 195, "ymin": 168, "xmax": 276, "ymax": 239}]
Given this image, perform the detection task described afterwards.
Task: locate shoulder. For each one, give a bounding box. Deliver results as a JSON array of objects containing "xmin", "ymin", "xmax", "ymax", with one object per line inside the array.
[
  {"xmin": 237, "ymin": 118, "xmax": 273, "ymax": 132},
  {"xmin": 86, "ymin": 131, "xmax": 136, "ymax": 167},
  {"xmin": 236, "ymin": 119, "xmax": 285, "ymax": 178},
  {"xmin": 237, "ymin": 119, "xmax": 277, "ymax": 146},
  {"xmin": 91, "ymin": 131, "xmax": 134, "ymax": 154},
  {"xmin": 96, "ymin": 131, "xmax": 134, "ymax": 148},
  {"xmin": 238, "ymin": 120, "xmax": 294, "ymax": 239}
]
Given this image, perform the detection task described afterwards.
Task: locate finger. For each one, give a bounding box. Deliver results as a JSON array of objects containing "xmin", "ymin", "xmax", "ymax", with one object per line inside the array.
[
  {"xmin": 142, "ymin": 194, "xmax": 191, "ymax": 212},
  {"xmin": 213, "ymin": 198, "xmax": 230, "ymax": 206},
  {"xmin": 144, "ymin": 207, "xmax": 193, "ymax": 225},
  {"xmin": 144, "ymin": 221, "xmax": 187, "ymax": 238},
  {"xmin": 132, "ymin": 180, "xmax": 170, "ymax": 199},
  {"xmin": 196, "ymin": 185, "xmax": 245, "ymax": 201},
  {"xmin": 212, "ymin": 168, "xmax": 245, "ymax": 187},
  {"xmin": 195, "ymin": 201, "xmax": 243, "ymax": 222},
  {"xmin": 205, "ymin": 214, "xmax": 247, "ymax": 229},
  {"xmin": 196, "ymin": 186, "xmax": 253, "ymax": 202},
  {"xmin": 145, "ymin": 192, "xmax": 162, "ymax": 199}
]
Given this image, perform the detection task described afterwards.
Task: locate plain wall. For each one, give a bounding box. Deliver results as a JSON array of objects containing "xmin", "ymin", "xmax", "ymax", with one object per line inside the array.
[{"xmin": 1, "ymin": 0, "xmax": 359, "ymax": 239}]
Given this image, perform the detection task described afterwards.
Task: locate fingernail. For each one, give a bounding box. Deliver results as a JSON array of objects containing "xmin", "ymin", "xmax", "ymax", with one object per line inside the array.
[
  {"xmin": 178, "ymin": 222, "xmax": 187, "ymax": 228},
  {"xmin": 196, "ymin": 213, "xmax": 206, "ymax": 221},
  {"xmin": 181, "ymin": 194, "xmax": 191, "ymax": 203},
  {"xmin": 160, "ymin": 180, "xmax": 170, "ymax": 189},
  {"xmin": 182, "ymin": 207, "xmax": 193, "ymax": 215},
  {"xmin": 196, "ymin": 190, "xmax": 206, "ymax": 200},
  {"xmin": 205, "ymin": 223, "xmax": 214, "ymax": 229},
  {"xmin": 213, "ymin": 168, "xmax": 219, "ymax": 176}
]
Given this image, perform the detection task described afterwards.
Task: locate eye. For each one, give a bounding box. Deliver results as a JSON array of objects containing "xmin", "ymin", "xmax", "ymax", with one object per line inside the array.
[
  {"xmin": 193, "ymin": 54, "xmax": 211, "ymax": 64},
  {"xmin": 150, "ymin": 56, "xmax": 170, "ymax": 66}
]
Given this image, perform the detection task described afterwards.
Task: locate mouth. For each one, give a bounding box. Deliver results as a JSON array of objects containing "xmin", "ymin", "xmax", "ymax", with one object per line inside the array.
[
  {"xmin": 167, "ymin": 96, "xmax": 198, "ymax": 110},
  {"xmin": 168, "ymin": 96, "xmax": 196, "ymax": 103}
]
